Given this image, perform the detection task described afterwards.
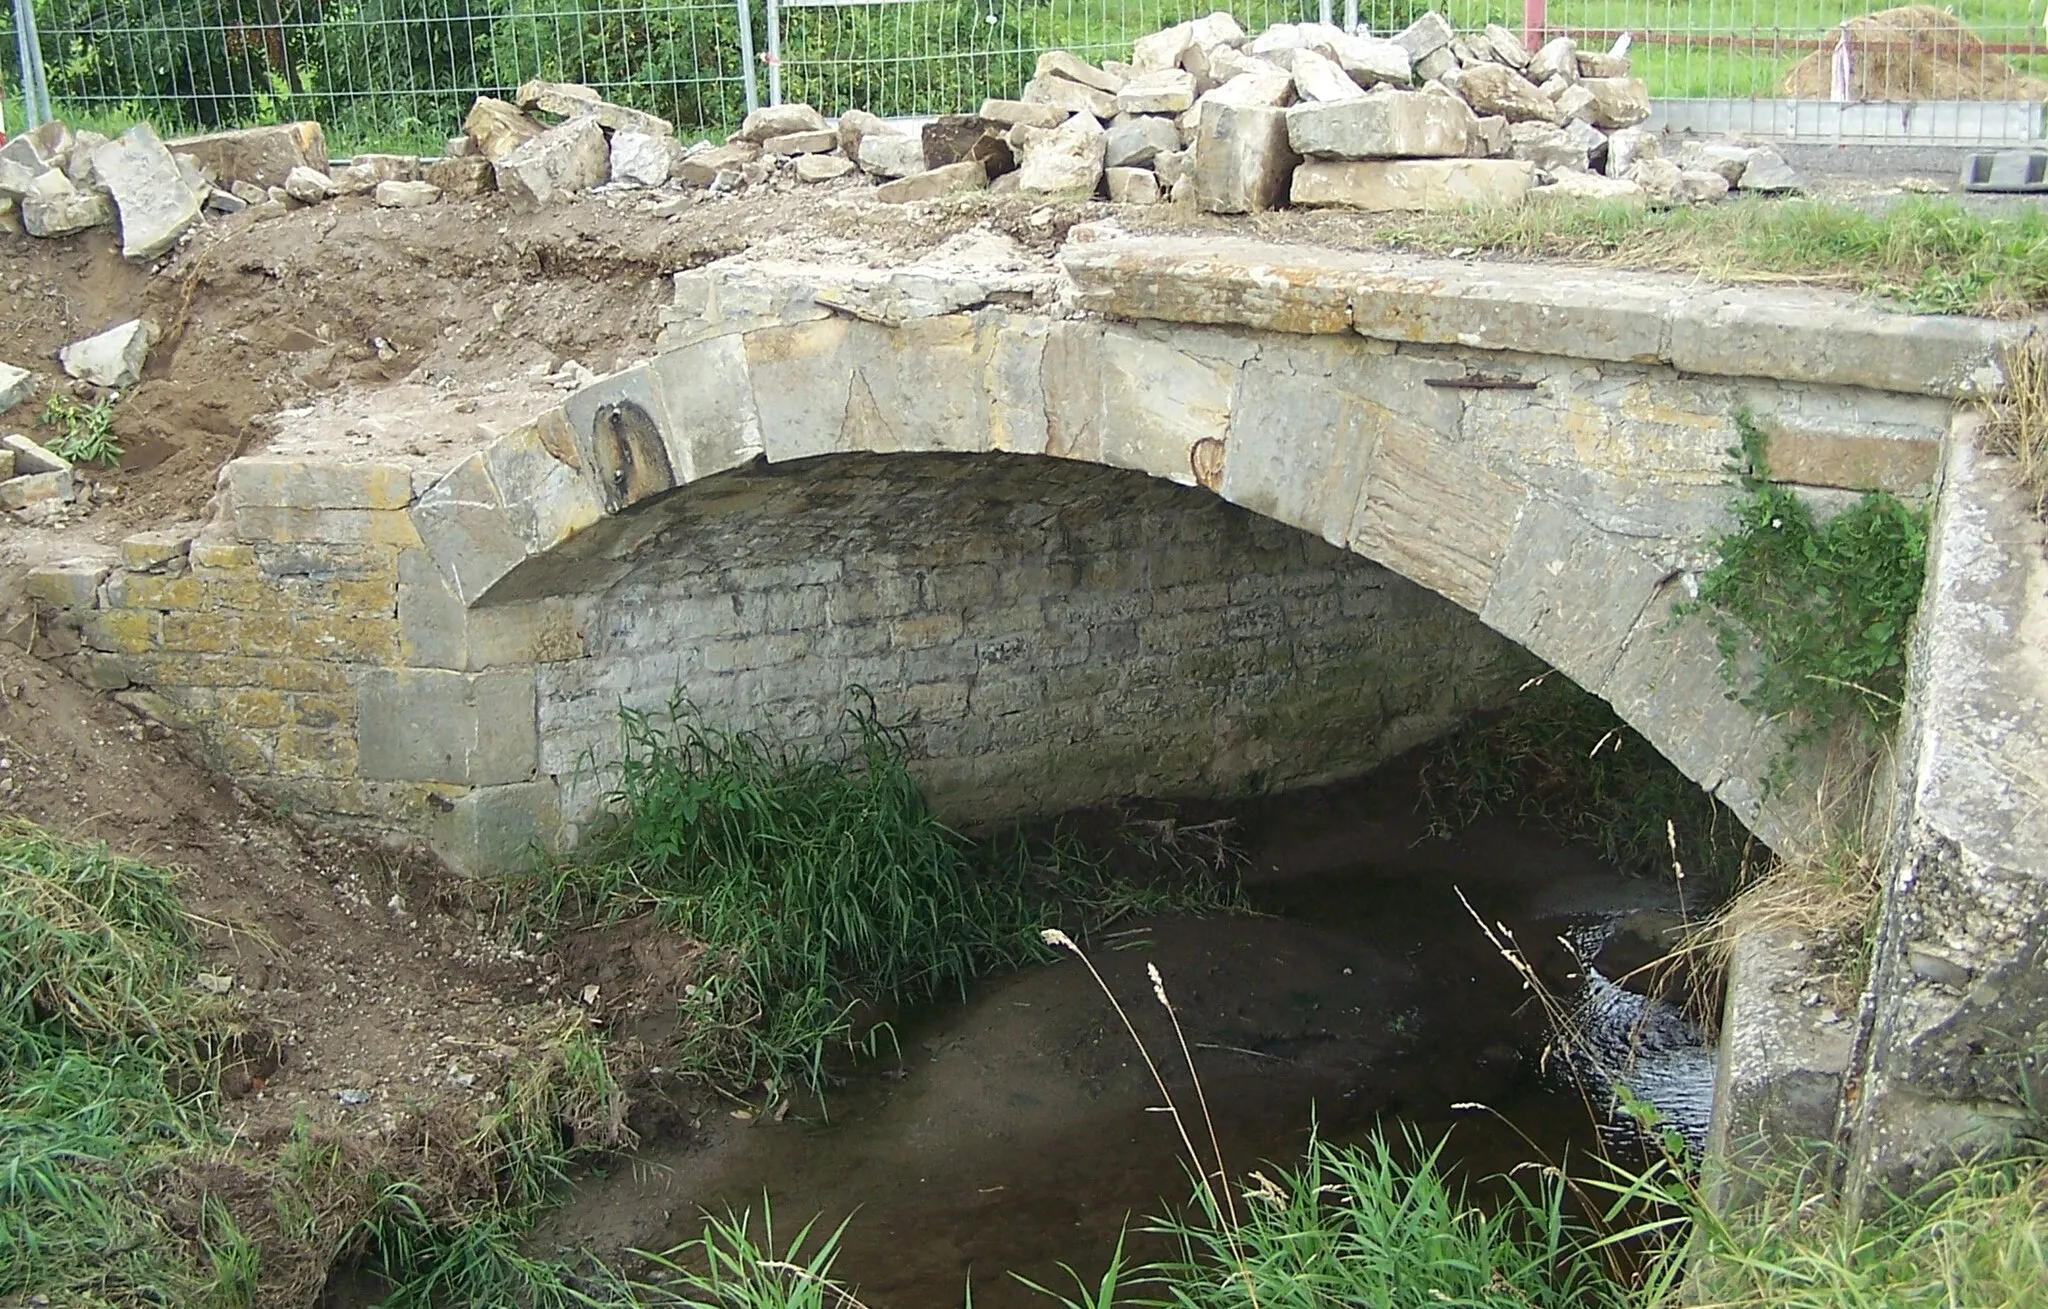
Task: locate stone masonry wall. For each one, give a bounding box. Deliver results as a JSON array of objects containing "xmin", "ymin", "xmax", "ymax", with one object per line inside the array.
[{"xmin": 536, "ymin": 453, "xmax": 1529, "ymax": 829}]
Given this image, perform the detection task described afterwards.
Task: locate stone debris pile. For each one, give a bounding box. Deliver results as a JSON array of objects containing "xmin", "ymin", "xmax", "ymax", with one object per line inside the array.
[{"xmin": 0, "ymin": 10, "xmax": 1809, "ymax": 247}]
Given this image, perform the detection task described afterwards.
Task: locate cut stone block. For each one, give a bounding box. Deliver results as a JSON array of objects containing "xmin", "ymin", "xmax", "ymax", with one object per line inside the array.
[
  {"xmin": 1291, "ymin": 157, "xmax": 1533, "ymax": 210},
  {"xmin": 1192, "ymin": 102, "xmax": 1297, "ymax": 213}
]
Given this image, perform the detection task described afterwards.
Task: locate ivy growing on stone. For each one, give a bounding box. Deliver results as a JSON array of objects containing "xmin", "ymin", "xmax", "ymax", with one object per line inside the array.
[{"xmin": 1685, "ymin": 410, "xmax": 1930, "ymax": 754}]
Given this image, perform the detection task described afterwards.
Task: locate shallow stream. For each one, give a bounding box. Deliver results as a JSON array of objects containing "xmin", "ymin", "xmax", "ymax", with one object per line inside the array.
[{"xmin": 547, "ymin": 767, "xmax": 1717, "ymax": 1309}]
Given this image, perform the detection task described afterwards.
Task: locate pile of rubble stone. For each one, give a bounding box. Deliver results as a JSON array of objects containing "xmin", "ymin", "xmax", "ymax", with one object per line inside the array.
[{"xmin": 0, "ymin": 9, "xmax": 1807, "ymax": 256}]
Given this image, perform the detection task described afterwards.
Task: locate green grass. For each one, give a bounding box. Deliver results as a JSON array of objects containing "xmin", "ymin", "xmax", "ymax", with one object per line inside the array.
[
  {"xmin": 520, "ymin": 693, "xmax": 1241, "ymax": 1098},
  {"xmin": 1413, "ymin": 670, "xmax": 1756, "ymax": 893},
  {"xmin": 1385, "ymin": 195, "xmax": 2048, "ymax": 318}
]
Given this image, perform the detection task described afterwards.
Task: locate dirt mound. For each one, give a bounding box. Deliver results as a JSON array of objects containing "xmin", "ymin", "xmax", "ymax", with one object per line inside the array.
[{"xmin": 1780, "ymin": 6, "xmax": 2048, "ymax": 101}]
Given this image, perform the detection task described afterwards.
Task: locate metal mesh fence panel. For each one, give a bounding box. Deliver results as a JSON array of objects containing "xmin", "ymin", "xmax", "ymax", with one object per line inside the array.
[
  {"xmin": 10, "ymin": 0, "xmax": 753, "ymax": 149},
  {"xmin": 6, "ymin": 1, "xmax": 2043, "ymax": 153}
]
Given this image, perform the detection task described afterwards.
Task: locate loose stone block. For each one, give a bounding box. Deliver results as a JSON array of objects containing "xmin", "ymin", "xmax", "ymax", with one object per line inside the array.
[
  {"xmin": 1105, "ymin": 115, "xmax": 1181, "ymax": 169},
  {"xmin": 21, "ymin": 173, "xmax": 113, "ymax": 237},
  {"xmin": 0, "ymin": 361, "xmax": 33, "ymax": 414},
  {"xmin": 735, "ymin": 102, "xmax": 827, "ymax": 143},
  {"xmin": 1291, "ymin": 158, "xmax": 1532, "ymax": 211},
  {"xmin": 1016, "ymin": 113, "xmax": 1106, "ymax": 196},
  {"xmin": 1447, "ymin": 63, "xmax": 1564, "ymax": 124},
  {"xmin": 876, "ymin": 158, "xmax": 988, "ymax": 203},
  {"xmin": 978, "ymin": 99, "xmax": 1070, "ymax": 129},
  {"xmin": 609, "ymin": 130, "xmax": 677, "ymax": 185},
  {"xmin": 1117, "ymin": 68, "xmax": 1199, "ymax": 114},
  {"xmin": 357, "ymin": 668, "xmax": 537, "ymax": 785},
  {"xmin": 167, "ymin": 121, "xmax": 326, "ymax": 189},
  {"xmin": 423, "ymin": 155, "xmax": 494, "ymax": 197},
  {"xmin": 1192, "ymin": 103, "xmax": 1298, "ymax": 214},
  {"xmin": 1106, "ymin": 166, "xmax": 1163, "ymax": 205},
  {"xmin": 120, "ymin": 530, "xmax": 194, "ymax": 571},
  {"xmin": 493, "ymin": 117, "xmax": 609, "ymax": 208},
  {"xmin": 464, "ymin": 96, "xmax": 545, "ymax": 162},
  {"xmin": 90, "ymin": 124, "xmax": 203, "ymax": 258},
  {"xmin": 1035, "ymin": 50, "xmax": 1125, "ymax": 95},
  {"xmin": 374, "ymin": 179, "xmax": 441, "ymax": 207},
  {"xmin": 856, "ymin": 131, "xmax": 929, "ymax": 179},
  {"xmin": 1023, "ymin": 73, "xmax": 1118, "ymax": 120},
  {"xmin": 60, "ymin": 320, "xmax": 157, "ymax": 389},
  {"xmin": 1286, "ymin": 90, "xmax": 1471, "ymax": 159},
  {"xmin": 517, "ymin": 79, "xmax": 672, "ymax": 136}
]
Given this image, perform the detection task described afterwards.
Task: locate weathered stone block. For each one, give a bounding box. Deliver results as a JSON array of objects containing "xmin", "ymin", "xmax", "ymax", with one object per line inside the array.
[
  {"xmin": 1349, "ymin": 258, "xmax": 1677, "ymax": 363},
  {"xmin": 651, "ymin": 334, "xmax": 766, "ymax": 481},
  {"xmin": 493, "ymin": 117, "xmax": 608, "ymax": 208},
  {"xmin": 876, "ymin": 158, "xmax": 988, "ymax": 203},
  {"xmin": 432, "ymin": 778, "xmax": 564, "ymax": 873},
  {"xmin": 167, "ymin": 122, "xmax": 326, "ymax": 189},
  {"xmin": 1287, "ymin": 90, "xmax": 1470, "ymax": 159},
  {"xmin": 1480, "ymin": 497, "xmax": 1673, "ymax": 690},
  {"xmin": 423, "ymin": 155, "xmax": 494, "ymax": 197},
  {"xmin": 92, "ymin": 124, "xmax": 202, "ymax": 259},
  {"xmin": 1760, "ymin": 425, "xmax": 1941, "ymax": 494},
  {"xmin": 1292, "ymin": 157, "xmax": 1532, "ymax": 211},
  {"xmin": 228, "ymin": 458, "xmax": 416, "ymax": 510},
  {"xmin": 464, "ymin": 96, "xmax": 545, "ymax": 162},
  {"xmin": 358, "ymin": 668, "xmax": 537, "ymax": 785},
  {"xmin": 59, "ymin": 320, "xmax": 156, "ymax": 389},
  {"xmin": 411, "ymin": 453, "xmax": 532, "ymax": 606},
  {"xmin": 1348, "ymin": 422, "xmax": 1527, "ymax": 611},
  {"xmin": 26, "ymin": 560, "xmax": 109, "ymax": 610},
  {"xmin": 120, "ymin": 530, "xmax": 194, "ymax": 571},
  {"xmin": 1192, "ymin": 103, "xmax": 1298, "ymax": 214},
  {"xmin": 1060, "ymin": 232, "xmax": 1364, "ymax": 334},
  {"xmin": 1671, "ymin": 291, "xmax": 2013, "ymax": 399},
  {"xmin": 0, "ymin": 361, "xmax": 35, "ymax": 414},
  {"xmin": 231, "ymin": 505, "xmax": 422, "ymax": 548}
]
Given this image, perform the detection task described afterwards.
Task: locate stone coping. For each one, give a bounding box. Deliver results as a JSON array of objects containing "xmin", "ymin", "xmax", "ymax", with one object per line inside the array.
[{"xmin": 1060, "ymin": 228, "xmax": 2030, "ymax": 400}]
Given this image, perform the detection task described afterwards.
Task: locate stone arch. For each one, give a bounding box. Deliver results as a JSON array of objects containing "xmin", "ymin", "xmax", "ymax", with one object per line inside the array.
[{"xmin": 402, "ymin": 235, "xmax": 1997, "ymax": 855}]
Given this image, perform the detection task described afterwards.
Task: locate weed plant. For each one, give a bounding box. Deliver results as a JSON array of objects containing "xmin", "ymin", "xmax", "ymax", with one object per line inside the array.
[
  {"xmin": 1682, "ymin": 411, "xmax": 1928, "ymax": 761},
  {"xmin": 525, "ymin": 693, "xmax": 1239, "ymax": 1097},
  {"xmin": 1414, "ymin": 672, "xmax": 1754, "ymax": 893},
  {"xmin": 37, "ymin": 394, "xmax": 123, "ymax": 467},
  {"xmin": 1989, "ymin": 335, "xmax": 2048, "ymax": 517}
]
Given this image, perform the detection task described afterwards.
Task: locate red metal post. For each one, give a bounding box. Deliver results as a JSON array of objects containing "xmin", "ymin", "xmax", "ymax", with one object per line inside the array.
[{"xmin": 1524, "ymin": 0, "xmax": 1546, "ymax": 51}]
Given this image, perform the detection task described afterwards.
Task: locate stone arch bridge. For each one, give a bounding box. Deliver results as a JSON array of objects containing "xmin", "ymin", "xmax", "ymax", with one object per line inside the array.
[{"xmin": 23, "ymin": 231, "xmax": 2043, "ymax": 1196}]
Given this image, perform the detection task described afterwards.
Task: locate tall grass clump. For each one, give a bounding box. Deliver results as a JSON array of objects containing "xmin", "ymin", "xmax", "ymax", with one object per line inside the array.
[
  {"xmin": 1989, "ymin": 335, "xmax": 2048, "ymax": 518},
  {"xmin": 527, "ymin": 694, "xmax": 1236, "ymax": 1096},
  {"xmin": 1414, "ymin": 672, "xmax": 1755, "ymax": 893},
  {"xmin": 0, "ymin": 817, "xmax": 240, "ymax": 1305}
]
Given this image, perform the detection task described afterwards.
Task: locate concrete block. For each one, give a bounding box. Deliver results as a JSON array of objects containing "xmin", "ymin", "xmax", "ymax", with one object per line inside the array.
[
  {"xmin": 228, "ymin": 457, "xmax": 416, "ymax": 510},
  {"xmin": 358, "ymin": 668, "xmax": 536, "ymax": 785}
]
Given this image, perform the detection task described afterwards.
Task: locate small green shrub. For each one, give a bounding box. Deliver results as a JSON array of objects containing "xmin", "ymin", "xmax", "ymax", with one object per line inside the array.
[
  {"xmin": 38, "ymin": 395, "xmax": 122, "ymax": 467},
  {"xmin": 1683, "ymin": 411, "xmax": 1929, "ymax": 757}
]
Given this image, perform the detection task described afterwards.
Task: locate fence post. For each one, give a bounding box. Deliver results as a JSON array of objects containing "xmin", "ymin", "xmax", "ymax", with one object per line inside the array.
[
  {"xmin": 10, "ymin": 0, "xmax": 47, "ymax": 129},
  {"xmin": 766, "ymin": 0, "xmax": 782, "ymax": 107},
  {"xmin": 1523, "ymin": 0, "xmax": 1546, "ymax": 51},
  {"xmin": 1343, "ymin": 0, "xmax": 1358, "ymax": 33},
  {"xmin": 737, "ymin": 0, "xmax": 759, "ymax": 115},
  {"xmin": 1318, "ymin": 0, "xmax": 1333, "ymax": 28}
]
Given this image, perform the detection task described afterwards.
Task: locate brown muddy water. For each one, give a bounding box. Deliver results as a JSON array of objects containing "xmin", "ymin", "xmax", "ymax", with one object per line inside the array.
[{"xmin": 539, "ymin": 766, "xmax": 1714, "ymax": 1309}]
